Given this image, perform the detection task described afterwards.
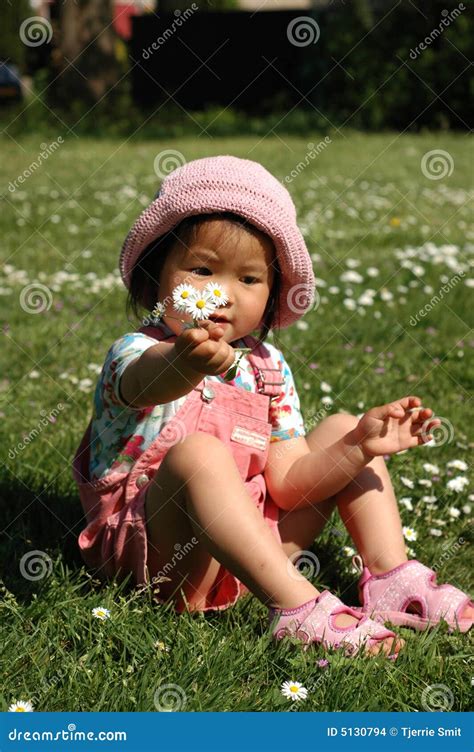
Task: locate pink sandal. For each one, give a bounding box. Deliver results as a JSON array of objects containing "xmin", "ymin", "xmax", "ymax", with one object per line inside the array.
[
  {"xmin": 351, "ymin": 555, "xmax": 474, "ymax": 633},
  {"xmin": 268, "ymin": 590, "xmax": 401, "ymax": 659}
]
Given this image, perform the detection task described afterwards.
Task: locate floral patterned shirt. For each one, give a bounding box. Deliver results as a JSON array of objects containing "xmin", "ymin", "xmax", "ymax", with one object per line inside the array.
[{"xmin": 88, "ymin": 320, "xmax": 306, "ymax": 480}]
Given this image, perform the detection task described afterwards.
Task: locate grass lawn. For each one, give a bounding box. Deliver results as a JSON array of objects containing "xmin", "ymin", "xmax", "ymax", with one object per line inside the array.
[{"xmin": 0, "ymin": 132, "xmax": 472, "ymax": 713}]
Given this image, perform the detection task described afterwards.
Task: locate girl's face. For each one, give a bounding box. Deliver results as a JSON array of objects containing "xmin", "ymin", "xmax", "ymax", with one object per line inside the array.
[{"xmin": 158, "ymin": 218, "xmax": 276, "ymax": 343}]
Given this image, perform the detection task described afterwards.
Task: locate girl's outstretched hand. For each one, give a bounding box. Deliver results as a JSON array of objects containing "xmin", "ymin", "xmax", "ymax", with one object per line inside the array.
[
  {"xmin": 353, "ymin": 395, "xmax": 442, "ymax": 458},
  {"xmin": 173, "ymin": 319, "xmax": 236, "ymax": 377}
]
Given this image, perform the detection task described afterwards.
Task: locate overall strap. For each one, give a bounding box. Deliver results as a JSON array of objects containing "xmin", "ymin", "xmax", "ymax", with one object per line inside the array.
[{"xmin": 241, "ymin": 335, "xmax": 285, "ymax": 400}]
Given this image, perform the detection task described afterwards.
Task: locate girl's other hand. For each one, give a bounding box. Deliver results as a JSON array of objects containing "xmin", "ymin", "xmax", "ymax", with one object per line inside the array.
[
  {"xmin": 352, "ymin": 395, "xmax": 442, "ymax": 458},
  {"xmin": 173, "ymin": 319, "xmax": 237, "ymax": 377}
]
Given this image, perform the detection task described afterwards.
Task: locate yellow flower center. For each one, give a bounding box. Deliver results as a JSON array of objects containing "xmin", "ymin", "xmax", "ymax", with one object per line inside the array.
[
  {"xmin": 196, "ymin": 300, "xmax": 206, "ymax": 309},
  {"xmin": 290, "ymin": 686, "xmax": 298, "ymax": 693},
  {"xmin": 16, "ymin": 708, "xmax": 26, "ymax": 712},
  {"xmin": 214, "ymin": 290, "xmax": 221, "ymax": 297},
  {"xmin": 180, "ymin": 291, "xmax": 189, "ymax": 299}
]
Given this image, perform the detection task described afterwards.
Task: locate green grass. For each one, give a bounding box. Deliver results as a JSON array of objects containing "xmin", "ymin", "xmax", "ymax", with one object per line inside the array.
[{"xmin": 0, "ymin": 132, "xmax": 473, "ymax": 712}]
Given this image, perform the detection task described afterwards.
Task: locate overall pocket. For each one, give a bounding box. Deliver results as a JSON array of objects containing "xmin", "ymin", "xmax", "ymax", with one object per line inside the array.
[{"xmin": 197, "ymin": 402, "xmax": 271, "ymax": 480}]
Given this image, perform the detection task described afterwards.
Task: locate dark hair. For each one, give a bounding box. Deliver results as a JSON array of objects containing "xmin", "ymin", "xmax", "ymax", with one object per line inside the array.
[{"xmin": 125, "ymin": 211, "xmax": 281, "ymax": 345}]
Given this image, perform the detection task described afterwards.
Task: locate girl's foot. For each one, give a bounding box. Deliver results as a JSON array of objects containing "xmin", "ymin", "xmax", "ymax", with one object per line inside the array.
[
  {"xmin": 353, "ymin": 556, "xmax": 474, "ymax": 632},
  {"xmin": 268, "ymin": 590, "xmax": 405, "ymax": 658}
]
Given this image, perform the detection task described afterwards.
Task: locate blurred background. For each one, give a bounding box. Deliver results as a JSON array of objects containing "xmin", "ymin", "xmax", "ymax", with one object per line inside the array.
[{"xmin": 1, "ymin": 0, "xmax": 471, "ymax": 136}]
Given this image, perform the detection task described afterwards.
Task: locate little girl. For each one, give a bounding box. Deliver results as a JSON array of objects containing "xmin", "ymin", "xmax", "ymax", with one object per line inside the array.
[{"xmin": 73, "ymin": 155, "xmax": 473, "ymax": 660}]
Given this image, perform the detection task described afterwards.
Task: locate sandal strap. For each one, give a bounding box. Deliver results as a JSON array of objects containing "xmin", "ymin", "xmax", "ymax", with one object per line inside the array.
[
  {"xmin": 361, "ymin": 559, "xmax": 470, "ymax": 622},
  {"xmin": 270, "ymin": 590, "xmax": 396, "ymax": 656}
]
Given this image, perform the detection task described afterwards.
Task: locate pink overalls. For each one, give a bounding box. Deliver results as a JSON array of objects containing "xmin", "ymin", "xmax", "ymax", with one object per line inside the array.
[{"xmin": 72, "ymin": 325, "xmax": 286, "ymax": 613}]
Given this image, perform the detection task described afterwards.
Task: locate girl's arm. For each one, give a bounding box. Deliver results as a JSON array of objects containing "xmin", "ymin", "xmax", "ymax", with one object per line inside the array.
[
  {"xmin": 121, "ymin": 321, "xmax": 236, "ymax": 408},
  {"xmin": 120, "ymin": 342, "xmax": 204, "ymax": 408},
  {"xmin": 266, "ymin": 396, "xmax": 439, "ymax": 511},
  {"xmin": 265, "ymin": 432, "xmax": 371, "ymax": 512}
]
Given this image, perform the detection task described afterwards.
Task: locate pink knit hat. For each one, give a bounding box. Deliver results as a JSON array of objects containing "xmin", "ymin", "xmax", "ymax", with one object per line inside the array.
[{"xmin": 119, "ymin": 155, "xmax": 316, "ymax": 329}]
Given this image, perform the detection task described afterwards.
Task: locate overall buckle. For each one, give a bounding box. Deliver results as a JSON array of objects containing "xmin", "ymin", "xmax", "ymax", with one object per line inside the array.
[{"xmin": 254, "ymin": 366, "xmax": 285, "ymax": 399}]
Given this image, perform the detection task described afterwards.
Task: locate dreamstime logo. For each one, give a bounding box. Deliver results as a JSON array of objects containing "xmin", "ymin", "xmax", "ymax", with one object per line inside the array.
[
  {"xmin": 20, "ymin": 16, "xmax": 53, "ymax": 47},
  {"xmin": 286, "ymin": 284, "xmax": 320, "ymax": 316},
  {"xmin": 409, "ymin": 270, "xmax": 465, "ymax": 326},
  {"xmin": 431, "ymin": 535, "xmax": 465, "ymax": 572},
  {"xmin": 8, "ymin": 404, "xmax": 65, "ymax": 460},
  {"xmin": 159, "ymin": 418, "xmax": 188, "ymax": 449},
  {"xmin": 8, "ymin": 137, "xmax": 64, "ymax": 193},
  {"xmin": 283, "ymin": 137, "xmax": 332, "ymax": 183},
  {"xmin": 421, "ymin": 149, "xmax": 454, "ymax": 180},
  {"xmin": 19, "ymin": 283, "xmax": 53, "ymax": 314},
  {"xmin": 419, "ymin": 415, "xmax": 454, "ymax": 447},
  {"xmin": 19, "ymin": 550, "xmax": 53, "ymax": 581},
  {"xmin": 155, "ymin": 538, "xmax": 198, "ymax": 580},
  {"xmin": 153, "ymin": 149, "xmax": 186, "ymax": 179},
  {"xmin": 409, "ymin": 4, "xmax": 465, "ymax": 60},
  {"xmin": 153, "ymin": 683, "xmax": 187, "ymax": 711},
  {"xmin": 142, "ymin": 4, "xmax": 199, "ymax": 58},
  {"xmin": 287, "ymin": 17, "xmax": 320, "ymax": 47},
  {"xmin": 287, "ymin": 549, "xmax": 320, "ymax": 581},
  {"xmin": 421, "ymin": 683, "xmax": 454, "ymax": 711}
]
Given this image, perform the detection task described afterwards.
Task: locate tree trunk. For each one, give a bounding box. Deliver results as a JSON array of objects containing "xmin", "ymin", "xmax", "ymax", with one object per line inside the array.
[{"xmin": 50, "ymin": 0, "xmax": 121, "ymax": 108}]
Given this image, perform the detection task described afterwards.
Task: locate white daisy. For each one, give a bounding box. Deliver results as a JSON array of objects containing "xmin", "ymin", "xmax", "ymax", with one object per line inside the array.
[
  {"xmin": 202, "ymin": 282, "xmax": 229, "ymax": 307},
  {"xmin": 418, "ymin": 479, "xmax": 432, "ymax": 488},
  {"xmin": 321, "ymin": 395, "xmax": 333, "ymax": 407},
  {"xmin": 184, "ymin": 290, "xmax": 217, "ymax": 321},
  {"xmin": 421, "ymin": 495, "xmax": 437, "ymax": 505},
  {"xmin": 401, "ymin": 476, "xmax": 414, "ymax": 489},
  {"xmin": 448, "ymin": 507, "xmax": 461, "ymax": 519},
  {"xmin": 399, "ymin": 497, "xmax": 413, "ymax": 511},
  {"xmin": 447, "ymin": 476, "xmax": 469, "ymax": 493},
  {"xmin": 462, "ymin": 504, "xmax": 471, "ymax": 514},
  {"xmin": 422, "ymin": 463, "xmax": 439, "ymax": 475},
  {"xmin": 402, "ymin": 526, "xmax": 417, "ymax": 542},
  {"xmin": 429, "ymin": 529, "xmax": 442, "ymax": 537},
  {"xmin": 281, "ymin": 680, "xmax": 309, "ymax": 702},
  {"xmin": 446, "ymin": 459, "xmax": 468, "ymax": 472},
  {"xmin": 8, "ymin": 700, "xmax": 34, "ymax": 712},
  {"xmin": 342, "ymin": 546, "xmax": 355, "ymax": 556},
  {"xmin": 172, "ymin": 283, "xmax": 198, "ymax": 313},
  {"xmin": 320, "ymin": 381, "xmax": 332, "ymax": 392},
  {"xmin": 92, "ymin": 606, "xmax": 110, "ymax": 620}
]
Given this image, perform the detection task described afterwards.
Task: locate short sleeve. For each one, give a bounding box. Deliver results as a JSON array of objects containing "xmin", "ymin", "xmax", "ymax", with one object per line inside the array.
[
  {"xmin": 266, "ymin": 345, "xmax": 306, "ymax": 442},
  {"xmin": 100, "ymin": 333, "xmax": 159, "ymax": 411}
]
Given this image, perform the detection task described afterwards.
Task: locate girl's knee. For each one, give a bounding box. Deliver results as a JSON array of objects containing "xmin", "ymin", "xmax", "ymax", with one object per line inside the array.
[
  {"xmin": 163, "ymin": 432, "xmax": 231, "ymax": 476},
  {"xmin": 310, "ymin": 412, "xmax": 359, "ymax": 437}
]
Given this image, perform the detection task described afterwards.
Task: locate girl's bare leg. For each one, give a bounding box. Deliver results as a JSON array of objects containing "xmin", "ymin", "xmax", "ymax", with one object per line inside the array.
[
  {"xmin": 278, "ymin": 414, "xmax": 408, "ymax": 575},
  {"xmin": 145, "ymin": 431, "xmax": 401, "ymax": 654},
  {"xmin": 144, "ymin": 432, "xmax": 318, "ymax": 612}
]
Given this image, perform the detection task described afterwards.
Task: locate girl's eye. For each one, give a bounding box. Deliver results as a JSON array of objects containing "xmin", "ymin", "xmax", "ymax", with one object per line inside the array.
[{"xmin": 190, "ymin": 269, "xmax": 259, "ymax": 285}]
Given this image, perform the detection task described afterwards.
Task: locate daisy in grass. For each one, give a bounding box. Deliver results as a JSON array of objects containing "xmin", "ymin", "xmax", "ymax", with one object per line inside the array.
[
  {"xmin": 402, "ymin": 526, "xmax": 417, "ymax": 542},
  {"xmin": 8, "ymin": 700, "xmax": 34, "ymax": 712},
  {"xmin": 92, "ymin": 606, "xmax": 111, "ymax": 620},
  {"xmin": 447, "ymin": 476, "xmax": 469, "ymax": 492},
  {"xmin": 281, "ymin": 680, "xmax": 308, "ymax": 702}
]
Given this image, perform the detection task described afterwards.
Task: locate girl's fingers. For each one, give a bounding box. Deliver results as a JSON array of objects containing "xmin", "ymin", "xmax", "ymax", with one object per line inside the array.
[{"xmin": 411, "ymin": 419, "xmax": 440, "ymax": 435}]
